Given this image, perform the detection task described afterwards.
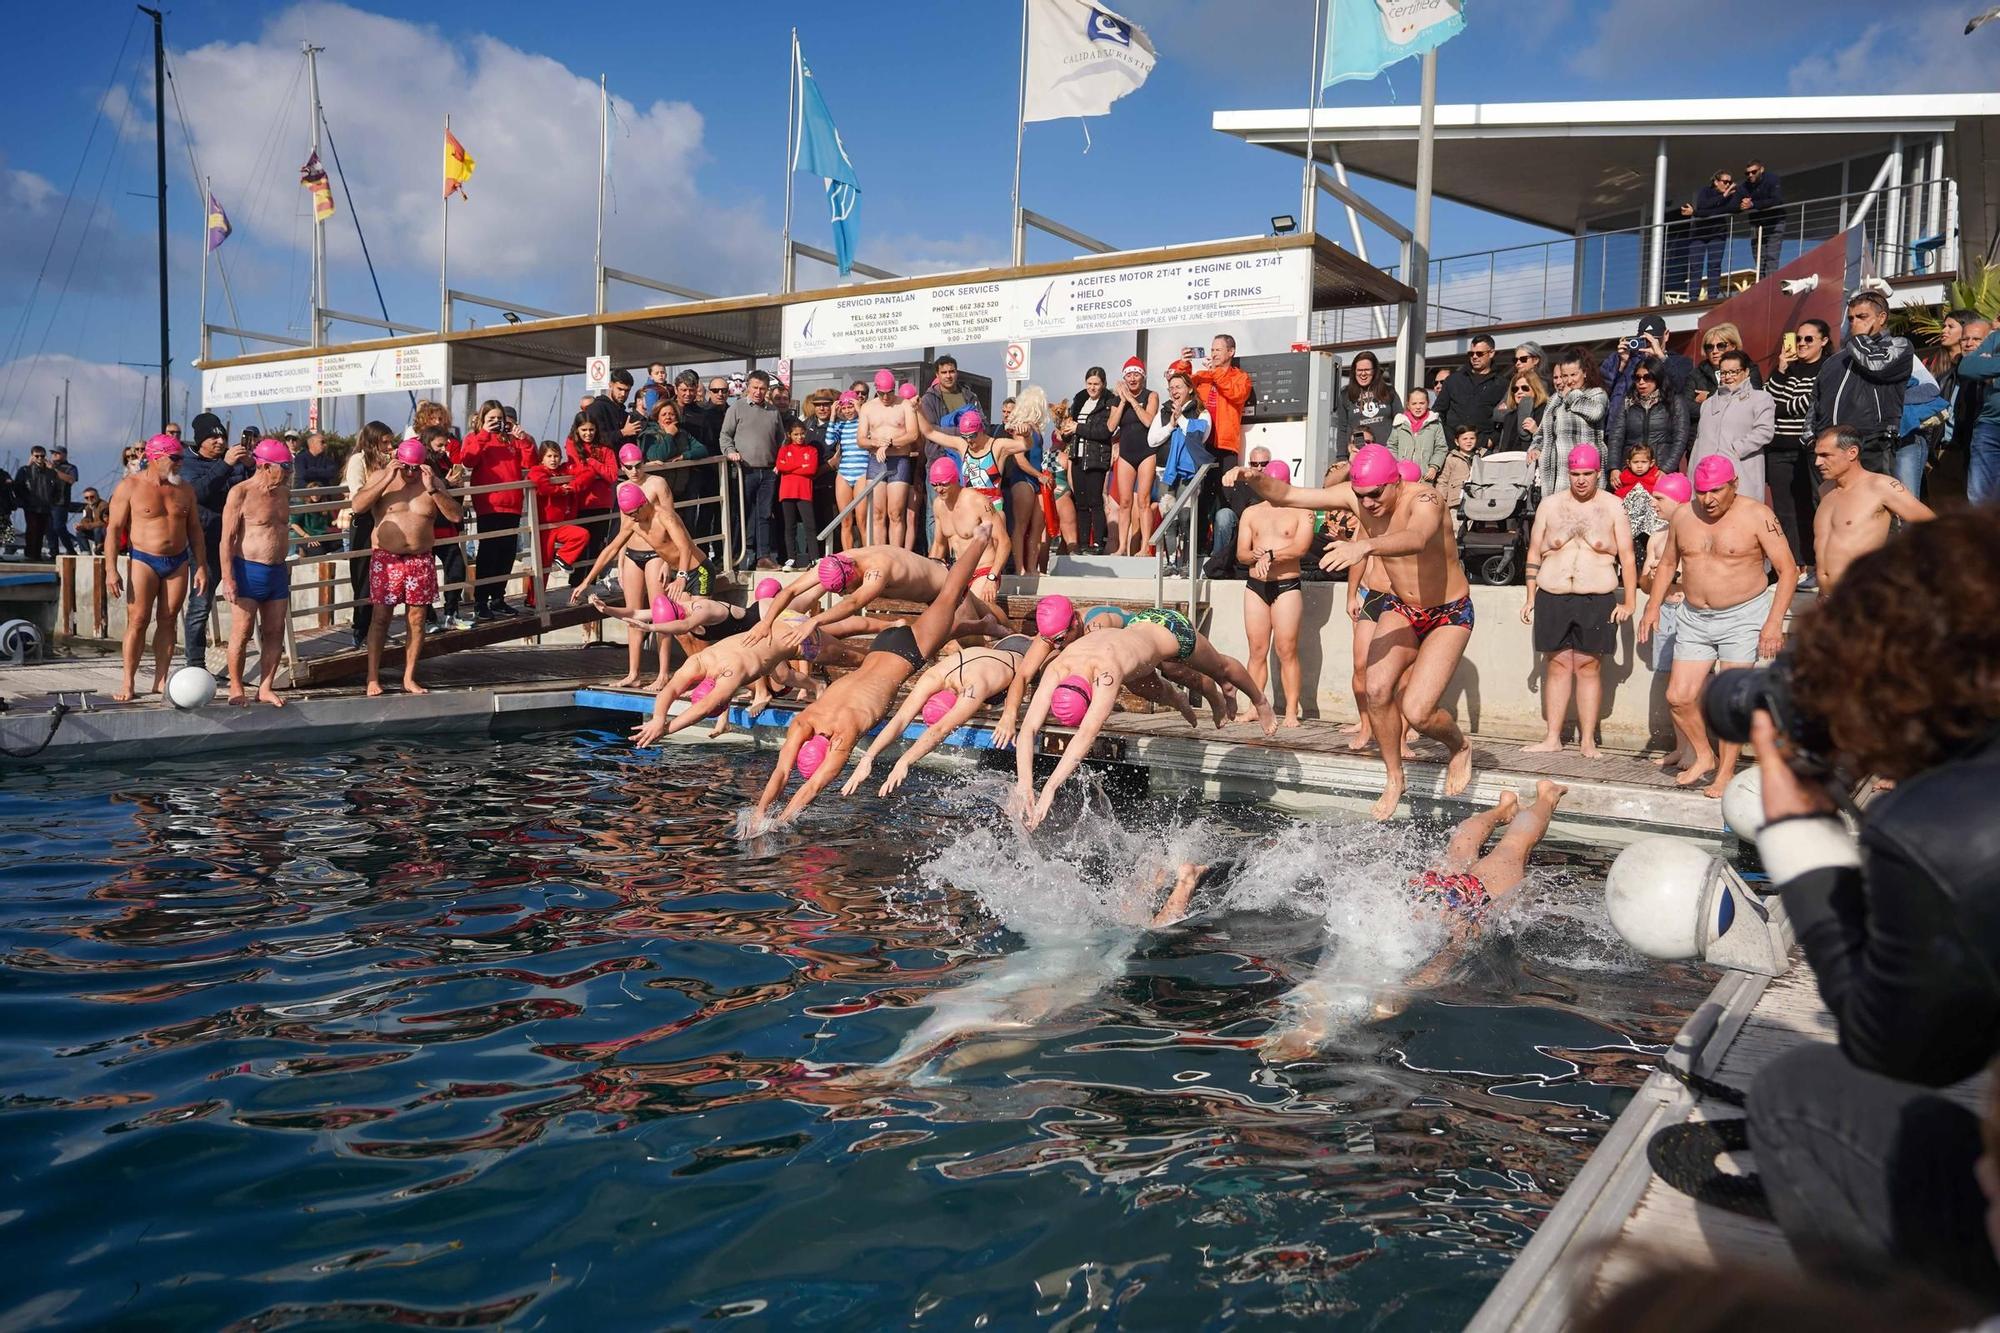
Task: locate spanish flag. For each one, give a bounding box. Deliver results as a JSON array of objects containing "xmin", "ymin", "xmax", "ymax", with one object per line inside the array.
[
  {"xmin": 298, "ymin": 151, "xmax": 334, "ymax": 224},
  {"xmin": 443, "ymin": 129, "xmax": 475, "ymax": 200}
]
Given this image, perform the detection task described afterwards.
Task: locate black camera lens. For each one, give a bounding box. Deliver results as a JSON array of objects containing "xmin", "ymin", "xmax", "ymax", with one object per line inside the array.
[{"xmin": 1700, "ymin": 666, "xmax": 1774, "ymax": 744}]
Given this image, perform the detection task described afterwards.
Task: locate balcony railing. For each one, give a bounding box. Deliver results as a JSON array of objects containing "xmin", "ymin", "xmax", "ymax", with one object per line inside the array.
[{"xmin": 1316, "ymin": 177, "xmax": 1955, "ymax": 345}]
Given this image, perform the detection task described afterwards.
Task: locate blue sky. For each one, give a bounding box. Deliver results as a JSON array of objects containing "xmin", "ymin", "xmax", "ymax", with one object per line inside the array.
[{"xmin": 0, "ymin": 0, "xmax": 1985, "ymax": 487}]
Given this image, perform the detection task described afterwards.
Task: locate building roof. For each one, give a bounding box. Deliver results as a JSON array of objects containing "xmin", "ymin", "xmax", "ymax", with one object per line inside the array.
[
  {"xmin": 200, "ymin": 234, "xmax": 1414, "ymax": 387},
  {"xmin": 1214, "ymin": 94, "xmax": 2000, "ymax": 232}
]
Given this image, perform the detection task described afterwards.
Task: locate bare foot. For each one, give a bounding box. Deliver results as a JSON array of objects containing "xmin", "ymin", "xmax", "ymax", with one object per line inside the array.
[
  {"xmin": 1175, "ymin": 694, "xmax": 1200, "ymax": 729},
  {"xmin": 1254, "ymin": 696, "xmax": 1277, "ymax": 737},
  {"xmin": 1281, "ymin": 713, "xmax": 1303, "ymax": 730},
  {"xmin": 227, "ymin": 692, "xmax": 249, "ymax": 707},
  {"xmin": 1702, "ymin": 772, "xmax": 1730, "ymax": 800},
  {"xmin": 1520, "ymin": 737, "xmax": 1563, "ymax": 754},
  {"xmin": 1651, "ymin": 748, "xmax": 1690, "ymax": 769},
  {"xmin": 1443, "ymin": 741, "xmax": 1474, "ymax": 798},
  {"xmin": 1673, "ymin": 762, "xmax": 1716, "ymax": 789},
  {"xmin": 1369, "ymin": 778, "xmax": 1405, "ymax": 821},
  {"xmin": 403, "ymin": 679, "xmax": 429, "ymax": 696},
  {"xmin": 366, "ymin": 681, "xmax": 385, "ymax": 697},
  {"xmin": 1347, "ymin": 733, "xmax": 1377, "ymax": 754},
  {"xmin": 1536, "ymin": 779, "xmax": 1570, "ymax": 810},
  {"xmin": 607, "ymin": 673, "xmax": 640, "ymax": 689},
  {"xmin": 645, "ymin": 675, "xmax": 670, "ymax": 691},
  {"xmin": 1577, "ymin": 737, "xmax": 1601, "ymax": 759},
  {"xmin": 1494, "ymin": 789, "xmax": 1521, "ymax": 821},
  {"xmin": 257, "ymin": 687, "xmax": 286, "ymax": 708},
  {"xmin": 112, "ymin": 689, "xmax": 135, "ymax": 703},
  {"xmin": 1340, "ymin": 719, "xmax": 1363, "ymax": 736},
  {"xmin": 1399, "ymin": 744, "xmax": 1419, "ymax": 760}
]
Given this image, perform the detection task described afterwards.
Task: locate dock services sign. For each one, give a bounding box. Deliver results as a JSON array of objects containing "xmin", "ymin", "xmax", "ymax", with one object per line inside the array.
[
  {"xmin": 202, "ymin": 342, "xmax": 448, "ymax": 408},
  {"xmin": 781, "ymin": 249, "xmax": 1309, "ymax": 361}
]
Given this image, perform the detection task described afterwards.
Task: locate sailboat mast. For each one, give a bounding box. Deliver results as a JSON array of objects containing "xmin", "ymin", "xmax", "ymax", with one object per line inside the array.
[
  {"xmin": 140, "ymin": 6, "xmax": 168, "ymax": 431},
  {"xmin": 305, "ymin": 41, "xmax": 326, "ymax": 431}
]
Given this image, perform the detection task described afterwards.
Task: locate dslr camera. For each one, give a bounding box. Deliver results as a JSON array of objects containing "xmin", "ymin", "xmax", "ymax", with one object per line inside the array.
[{"xmin": 1701, "ymin": 649, "xmax": 1836, "ymax": 781}]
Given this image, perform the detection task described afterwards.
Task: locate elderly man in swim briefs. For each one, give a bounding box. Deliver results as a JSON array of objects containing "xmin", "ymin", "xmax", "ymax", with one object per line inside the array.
[
  {"xmin": 218, "ymin": 438, "xmax": 299, "ymax": 708},
  {"xmin": 754, "ymin": 542, "xmax": 1010, "ymax": 652},
  {"xmin": 928, "ymin": 447, "xmax": 1011, "ymax": 608},
  {"xmin": 1519, "ymin": 444, "xmax": 1637, "ymax": 759},
  {"xmin": 1011, "ymin": 609, "xmax": 1274, "ymax": 829},
  {"xmin": 576, "ymin": 476, "xmax": 703, "ymax": 689},
  {"xmin": 352, "ymin": 437, "xmax": 465, "ymax": 697},
  {"xmin": 1247, "ymin": 442, "xmax": 1477, "ymax": 820},
  {"xmin": 1258, "ymin": 781, "xmax": 1572, "ymax": 1062},
  {"xmin": 1810, "ymin": 424, "xmax": 1934, "ymax": 594},
  {"xmin": 1236, "ymin": 458, "xmax": 1316, "ymax": 730},
  {"xmin": 751, "ymin": 525, "xmax": 996, "ymax": 827},
  {"xmin": 1637, "ymin": 454, "xmax": 1797, "ymax": 797},
  {"xmin": 105, "ymin": 434, "xmax": 207, "ymax": 703}
]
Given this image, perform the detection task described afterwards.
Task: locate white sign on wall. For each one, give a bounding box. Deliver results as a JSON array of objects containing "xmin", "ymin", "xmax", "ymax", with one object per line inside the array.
[
  {"xmin": 778, "ymin": 250, "xmax": 1310, "ymax": 362},
  {"xmin": 1004, "ymin": 341, "xmax": 1031, "ymax": 381},
  {"xmin": 201, "ymin": 343, "xmax": 448, "ymax": 409},
  {"xmin": 584, "ymin": 355, "xmax": 612, "ymax": 392}
]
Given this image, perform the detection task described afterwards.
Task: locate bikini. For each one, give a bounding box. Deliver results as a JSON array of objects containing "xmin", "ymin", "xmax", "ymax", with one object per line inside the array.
[
  {"xmin": 1380, "ymin": 591, "xmax": 1475, "ymax": 641},
  {"xmin": 132, "ymin": 548, "xmax": 191, "ymax": 578}
]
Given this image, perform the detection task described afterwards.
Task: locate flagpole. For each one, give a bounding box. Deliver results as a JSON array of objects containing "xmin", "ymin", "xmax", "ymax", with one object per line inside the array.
[
  {"xmin": 198, "ymin": 176, "xmax": 210, "ymax": 372},
  {"xmin": 305, "ymin": 41, "xmax": 326, "ymax": 431},
  {"xmin": 781, "ymin": 31, "xmax": 797, "ymax": 293},
  {"xmin": 594, "ymin": 74, "xmax": 607, "ymax": 358},
  {"xmin": 439, "ymin": 114, "xmax": 452, "ymax": 337},
  {"xmin": 1301, "ymin": 0, "xmax": 1325, "ymax": 239},
  {"xmin": 1408, "ymin": 48, "xmax": 1437, "ymax": 392},
  {"xmin": 1011, "ymin": 0, "xmax": 1029, "ymax": 266}
]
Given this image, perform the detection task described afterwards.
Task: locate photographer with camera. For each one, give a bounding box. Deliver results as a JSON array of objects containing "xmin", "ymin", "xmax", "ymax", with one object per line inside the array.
[{"xmin": 1725, "ymin": 509, "xmax": 2000, "ymax": 1301}]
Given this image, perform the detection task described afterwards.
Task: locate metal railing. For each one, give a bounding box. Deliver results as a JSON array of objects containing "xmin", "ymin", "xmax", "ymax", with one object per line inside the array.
[
  {"xmin": 817, "ymin": 475, "xmax": 883, "ymax": 548},
  {"xmin": 1152, "ymin": 462, "xmax": 1214, "ymax": 613},
  {"xmin": 1317, "ymin": 178, "xmax": 1955, "ymax": 344}
]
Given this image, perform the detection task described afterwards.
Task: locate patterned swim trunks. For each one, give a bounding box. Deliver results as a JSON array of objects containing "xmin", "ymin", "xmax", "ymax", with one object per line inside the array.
[
  {"xmin": 1128, "ymin": 606, "xmax": 1196, "ymax": 661},
  {"xmin": 1413, "ymin": 869, "xmax": 1491, "ymax": 920},
  {"xmin": 369, "ymin": 549, "xmax": 439, "ymax": 608}
]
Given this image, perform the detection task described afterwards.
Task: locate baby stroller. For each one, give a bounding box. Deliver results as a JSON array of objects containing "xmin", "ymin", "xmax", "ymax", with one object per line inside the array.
[{"xmin": 1457, "ymin": 450, "xmax": 1536, "ymax": 585}]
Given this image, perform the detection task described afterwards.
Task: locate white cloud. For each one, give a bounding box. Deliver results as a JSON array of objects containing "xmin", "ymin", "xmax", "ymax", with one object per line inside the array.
[
  {"xmin": 0, "ymin": 355, "xmax": 179, "ymax": 491},
  {"xmin": 1785, "ymin": 1, "xmax": 1992, "ymax": 93}
]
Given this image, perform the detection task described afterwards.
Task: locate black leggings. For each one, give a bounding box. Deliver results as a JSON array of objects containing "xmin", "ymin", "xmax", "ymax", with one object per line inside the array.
[
  {"xmin": 348, "ymin": 512, "xmax": 375, "ymax": 643},
  {"xmin": 1076, "ymin": 466, "xmax": 1111, "ymax": 553},
  {"xmin": 1766, "ymin": 449, "xmax": 1819, "ymax": 569},
  {"xmin": 474, "ymin": 515, "xmax": 519, "ymax": 608},
  {"xmin": 780, "ymin": 498, "xmax": 821, "ymax": 562},
  {"xmin": 437, "ymin": 532, "xmax": 467, "ymax": 614}
]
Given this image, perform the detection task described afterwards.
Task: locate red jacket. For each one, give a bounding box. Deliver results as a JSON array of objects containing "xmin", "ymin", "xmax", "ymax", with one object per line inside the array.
[
  {"xmin": 775, "ymin": 440, "xmax": 819, "ymax": 503},
  {"xmin": 458, "ymin": 430, "xmax": 529, "ymax": 515},
  {"xmin": 1614, "ymin": 465, "xmax": 1665, "ymax": 498},
  {"xmin": 1191, "ymin": 363, "xmax": 1251, "ymax": 455},
  {"xmin": 567, "ymin": 438, "xmax": 617, "ymax": 512},
  {"xmin": 529, "ymin": 462, "xmax": 579, "ymax": 525}
]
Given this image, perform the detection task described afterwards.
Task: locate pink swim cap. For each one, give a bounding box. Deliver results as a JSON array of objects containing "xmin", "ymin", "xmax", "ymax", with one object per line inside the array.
[
  {"xmin": 817, "ymin": 553, "xmax": 858, "ymax": 592},
  {"xmin": 144, "ymin": 433, "xmax": 183, "ymax": 461},
  {"xmin": 920, "ymin": 689, "xmax": 960, "ymax": 726},
  {"xmin": 651, "ymin": 593, "xmax": 684, "ymax": 624},
  {"xmin": 253, "ymin": 437, "xmax": 292, "ymax": 467},
  {"xmin": 618, "ymin": 444, "xmax": 643, "ymax": 466},
  {"xmin": 754, "ymin": 577, "xmax": 782, "ymax": 601},
  {"xmin": 956, "ymin": 410, "xmax": 983, "ymax": 436},
  {"xmin": 1049, "ymin": 675, "xmax": 1093, "ymax": 728},
  {"xmin": 1034, "ymin": 594, "xmax": 1076, "ymax": 639},
  {"xmin": 1348, "ymin": 443, "xmax": 1399, "ymax": 489},
  {"xmin": 836, "ymin": 390, "xmax": 858, "ymax": 406},
  {"xmin": 1693, "ymin": 455, "xmax": 1737, "ymax": 491},
  {"xmin": 1256, "ymin": 459, "xmax": 1287, "ymax": 485},
  {"xmin": 898, "ymin": 383, "xmax": 919, "ymax": 401},
  {"xmin": 1395, "ymin": 458, "xmax": 1421, "ymax": 484},
  {"xmin": 616, "ymin": 481, "xmax": 647, "ymax": 513},
  {"xmin": 1654, "ymin": 472, "xmax": 1693, "ymax": 503},
  {"xmin": 395, "ymin": 438, "xmax": 426, "ymax": 466},
  {"xmin": 686, "ymin": 677, "xmax": 716, "ymax": 706},
  {"xmin": 873, "ymin": 369, "xmax": 896, "ymax": 393},
  {"xmin": 796, "ymin": 734, "xmax": 831, "ymax": 780},
  {"xmin": 927, "ymin": 455, "xmax": 961, "ymax": 487},
  {"xmin": 1567, "ymin": 443, "xmax": 1602, "ymax": 473}
]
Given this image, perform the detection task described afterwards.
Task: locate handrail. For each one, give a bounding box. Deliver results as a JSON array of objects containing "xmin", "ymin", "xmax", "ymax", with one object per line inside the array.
[
  {"xmin": 818, "ymin": 475, "xmax": 883, "ymax": 544},
  {"xmin": 1153, "ymin": 461, "xmax": 1213, "ymax": 610}
]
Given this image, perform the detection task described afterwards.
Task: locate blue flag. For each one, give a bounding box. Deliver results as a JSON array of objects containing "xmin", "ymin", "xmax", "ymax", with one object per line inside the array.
[
  {"xmin": 1322, "ymin": 0, "xmax": 1464, "ymax": 87},
  {"xmin": 793, "ymin": 46, "xmax": 860, "ymax": 276}
]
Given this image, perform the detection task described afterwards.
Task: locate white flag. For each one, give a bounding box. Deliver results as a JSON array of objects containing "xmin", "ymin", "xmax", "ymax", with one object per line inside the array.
[{"xmin": 1022, "ymin": 0, "xmax": 1156, "ymax": 123}]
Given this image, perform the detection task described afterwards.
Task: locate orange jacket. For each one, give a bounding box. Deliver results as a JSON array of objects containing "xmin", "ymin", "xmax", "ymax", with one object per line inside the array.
[{"xmin": 1192, "ymin": 364, "xmax": 1251, "ymax": 455}]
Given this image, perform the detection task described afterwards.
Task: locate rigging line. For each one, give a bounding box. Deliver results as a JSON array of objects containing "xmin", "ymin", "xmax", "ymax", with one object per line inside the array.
[
  {"xmin": 321, "ymin": 116, "xmax": 417, "ymax": 415},
  {"xmin": 236, "ymin": 56, "xmax": 306, "ymax": 233},
  {"xmin": 162, "ymin": 49, "xmax": 268, "ymax": 431},
  {"xmin": 0, "ymin": 9, "xmax": 142, "ymax": 416},
  {"xmin": 0, "ymin": 48, "xmax": 145, "ymax": 443}
]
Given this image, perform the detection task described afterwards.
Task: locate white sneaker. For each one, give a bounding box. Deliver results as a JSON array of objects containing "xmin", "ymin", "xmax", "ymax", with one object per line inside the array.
[{"xmin": 782, "ymin": 560, "xmax": 799, "ymax": 571}]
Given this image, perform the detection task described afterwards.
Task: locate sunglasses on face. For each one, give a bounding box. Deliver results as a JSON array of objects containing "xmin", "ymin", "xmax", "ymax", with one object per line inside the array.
[
  {"xmin": 1247, "ymin": 460, "xmax": 1269, "ymax": 468},
  {"xmin": 1514, "ymin": 354, "xmax": 1533, "ymax": 363},
  {"xmin": 1705, "ymin": 341, "xmax": 1731, "ymax": 350},
  {"xmin": 1352, "ymin": 485, "xmax": 1387, "ymax": 502},
  {"xmin": 1635, "ymin": 373, "xmax": 1655, "ymax": 382}
]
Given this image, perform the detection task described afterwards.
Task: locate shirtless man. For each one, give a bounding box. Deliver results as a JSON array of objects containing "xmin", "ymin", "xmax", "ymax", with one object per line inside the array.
[
  {"xmin": 857, "ymin": 368, "xmax": 920, "ymax": 548},
  {"xmin": 352, "ymin": 438, "xmax": 464, "ymax": 696},
  {"xmin": 1811, "ymin": 424, "xmax": 1934, "ymax": 593},
  {"xmin": 1248, "ymin": 443, "xmax": 1475, "ymax": 819},
  {"xmin": 1636, "ymin": 454, "xmax": 1796, "ymax": 796},
  {"xmin": 928, "ymin": 453, "xmax": 1010, "ymax": 608},
  {"xmin": 751, "ymin": 525, "xmax": 995, "ymax": 827},
  {"xmin": 218, "ymin": 438, "xmax": 297, "ymax": 707},
  {"xmin": 842, "ymin": 627, "xmax": 1039, "ymax": 798},
  {"xmin": 105, "ymin": 434, "xmax": 206, "ymax": 702},
  {"xmin": 626, "ymin": 612, "xmax": 870, "ymax": 747},
  {"xmin": 1012, "ymin": 611, "xmax": 1273, "ymax": 828},
  {"xmin": 577, "ymin": 477, "xmax": 702, "ymax": 688},
  {"xmin": 1237, "ymin": 459, "xmax": 1315, "ymax": 729},
  {"xmin": 753, "ymin": 542, "xmax": 1008, "ymax": 650},
  {"xmin": 1520, "ymin": 444, "xmax": 1636, "ymax": 757}
]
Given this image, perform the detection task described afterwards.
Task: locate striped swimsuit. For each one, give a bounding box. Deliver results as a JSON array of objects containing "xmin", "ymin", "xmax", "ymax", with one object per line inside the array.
[{"xmin": 830, "ymin": 416, "xmax": 867, "ymax": 482}]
